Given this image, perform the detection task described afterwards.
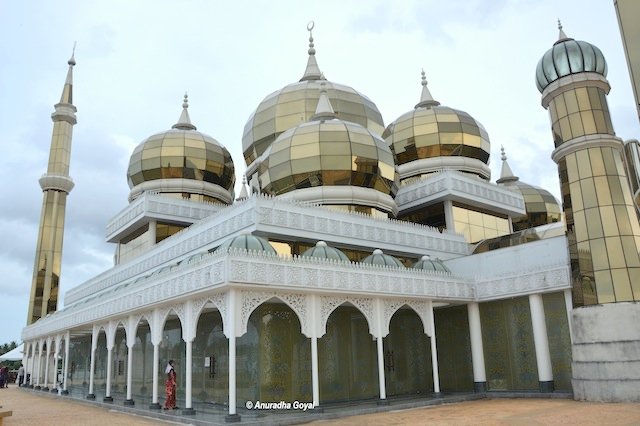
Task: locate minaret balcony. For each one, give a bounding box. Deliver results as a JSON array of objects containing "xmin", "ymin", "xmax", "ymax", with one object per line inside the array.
[{"xmin": 39, "ymin": 173, "xmax": 74, "ymax": 193}]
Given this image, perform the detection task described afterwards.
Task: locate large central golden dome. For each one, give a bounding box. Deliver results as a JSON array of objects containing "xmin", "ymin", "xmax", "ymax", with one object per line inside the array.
[
  {"xmin": 242, "ymin": 24, "xmax": 384, "ymax": 166},
  {"xmin": 259, "ymin": 86, "xmax": 398, "ymax": 216}
]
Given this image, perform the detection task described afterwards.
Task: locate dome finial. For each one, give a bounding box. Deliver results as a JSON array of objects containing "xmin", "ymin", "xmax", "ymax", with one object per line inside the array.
[
  {"xmin": 237, "ymin": 174, "xmax": 249, "ymax": 200},
  {"xmin": 496, "ymin": 145, "xmax": 519, "ymax": 184},
  {"xmin": 68, "ymin": 41, "xmax": 76, "ymax": 67},
  {"xmin": 172, "ymin": 92, "xmax": 197, "ymax": 130},
  {"xmin": 300, "ymin": 20, "xmax": 323, "ymax": 81},
  {"xmin": 415, "ymin": 68, "xmax": 440, "ymax": 109},
  {"xmin": 310, "ymin": 79, "xmax": 336, "ymax": 121},
  {"xmin": 557, "ymin": 19, "xmax": 569, "ymax": 42}
]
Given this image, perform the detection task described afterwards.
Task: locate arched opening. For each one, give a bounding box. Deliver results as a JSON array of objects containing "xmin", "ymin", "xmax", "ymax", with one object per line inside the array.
[
  {"xmin": 133, "ymin": 319, "xmax": 152, "ymax": 397},
  {"xmin": 112, "ymin": 326, "xmax": 127, "ymax": 393},
  {"xmin": 68, "ymin": 333, "xmax": 91, "ymax": 391},
  {"xmin": 193, "ymin": 304, "xmax": 227, "ymax": 403},
  {"xmin": 94, "ymin": 330, "xmax": 107, "ymax": 396},
  {"xmin": 160, "ymin": 311, "xmax": 185, "ymax": 404},
  {"xmin": 319, "ymin": 304, "xmax": 377, "ymax": 403},
  {"xmin": 383, "ymin": 307, "xmax": 432, "ymax": 396},
  {"xmin": 237, "ymin": 300, "xmax": 311, "ymax": 404}
]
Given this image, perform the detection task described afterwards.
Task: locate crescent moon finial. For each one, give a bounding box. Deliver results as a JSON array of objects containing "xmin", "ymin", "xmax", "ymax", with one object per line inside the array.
[{"xmin": 307, "ymin": 20, "xmax": 315, "ymax": 32}]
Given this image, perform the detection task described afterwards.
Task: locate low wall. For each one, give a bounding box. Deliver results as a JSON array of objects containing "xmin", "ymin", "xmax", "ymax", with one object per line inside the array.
[{"xmin": 571, "ymin": 302, "xmax": 640, "ymax": 401}]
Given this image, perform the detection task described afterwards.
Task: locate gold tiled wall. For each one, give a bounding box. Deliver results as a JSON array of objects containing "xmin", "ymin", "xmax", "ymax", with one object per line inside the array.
[
  {"xmin": 559, "ymin": 147, "xmax": 640, "ymax": 305},
  {"xmin": 542, "ymin": 293, "xmax": 572, "ymax": 391},
  {"xmin": 549, "ymin": 87, "xmax": 614, "ymax": 148}
]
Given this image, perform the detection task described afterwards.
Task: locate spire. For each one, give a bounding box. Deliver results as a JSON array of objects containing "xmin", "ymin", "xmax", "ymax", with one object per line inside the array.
[
  {"xmin": 554, "ymin": 19, "xmax": 572, "ymax": 45},
  {"xmin": 237, "ymin": 174, "xmax": 249, "ymax": 200},
  {"xmin": 496, "ymin": 146, "xmax": 519, "ymax": 185},
  {"xmin": 300, "ymin": 21, "xmax": 323, "ymax": 82},
  {"xmin": 59, "ymin": 43, "xmax": 76, "ymax": 104},
  {"xmin": 172, "ymin": 93, "xmax": 197, "ymax": 130},
  {"xmin": 310, "ymin": 79, "xmax": 336, "ymax": 121},
  {"xmin": 414, "ymin": 69, "xmax": 440, "ymax": 109}
]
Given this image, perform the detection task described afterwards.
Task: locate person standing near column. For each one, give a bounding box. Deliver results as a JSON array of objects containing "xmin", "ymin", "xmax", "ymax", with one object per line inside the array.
[{"xmin": 163, "ymin": 360, "xmax": 177, "ymax": 410}]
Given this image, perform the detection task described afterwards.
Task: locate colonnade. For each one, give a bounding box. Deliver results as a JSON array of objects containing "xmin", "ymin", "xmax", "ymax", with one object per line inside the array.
[{"xmin": 22, "ymin": 289, "xmax": 571, "ymax": 420}]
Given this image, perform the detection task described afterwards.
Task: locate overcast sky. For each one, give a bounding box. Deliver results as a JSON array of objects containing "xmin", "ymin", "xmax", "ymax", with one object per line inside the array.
[{"xmin": 1, "ymin": 0, "xmax": 638, "ymax": 346}]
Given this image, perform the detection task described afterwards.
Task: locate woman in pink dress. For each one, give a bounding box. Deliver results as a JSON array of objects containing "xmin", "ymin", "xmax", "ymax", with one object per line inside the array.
[{"xmin": 163, "ymin": 360, "xmax": 177, "ymax": 409}]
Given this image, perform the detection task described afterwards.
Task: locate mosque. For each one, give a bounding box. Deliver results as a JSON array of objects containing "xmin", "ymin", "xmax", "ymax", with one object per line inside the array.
[{"xmin": 20, "ymin": 19, "xmax": 640, "ymax": 421}]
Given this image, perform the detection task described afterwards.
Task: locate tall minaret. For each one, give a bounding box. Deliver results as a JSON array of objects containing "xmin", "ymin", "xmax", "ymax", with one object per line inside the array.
[
  {"xmin": 27, "ymin": 50, "xmax": 77, "ymax": 324},
  {"xmin": 536, "ymin": 23, "xmax": 640, "ymax": 307}
]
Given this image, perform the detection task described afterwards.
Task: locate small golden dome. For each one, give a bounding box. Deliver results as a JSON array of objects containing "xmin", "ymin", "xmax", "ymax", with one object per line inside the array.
[
  {"xmin": 127, "ymin": 95, "xmax": 235, "ymax": 203},
  {"xmin": 384, "ymin": 72, "xmax": 491, "ymax": 180}
]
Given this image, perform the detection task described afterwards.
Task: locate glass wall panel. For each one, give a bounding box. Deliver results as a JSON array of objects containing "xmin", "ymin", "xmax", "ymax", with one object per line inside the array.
[
  {"xmin": 383, "ymin": 309, "xmax": 433, "ymax": 396},
  {"xmin": 132, "ymin": 322, "xmax": 153, "ymax": 399},
  {"xmin": 319, "ymin": 306, "xmax": 377, "ymax": 402},
  {"xmin": 193, "ymin": 310, "xmax": 228, "ymax": 404},
  {"xmin": 67, "ymin": 335, "xmax": 92, "ymax": 391},
  {"xmin": 542, "ymin": 293, "xmax": 572, "ymax": 391},
  {"xmin": 479, "ymin": 297, "xmax": 537, "ymax": 391},
  {"xmin": 434, "ymin": 305, "xmax": 473, "ymax": 392}
]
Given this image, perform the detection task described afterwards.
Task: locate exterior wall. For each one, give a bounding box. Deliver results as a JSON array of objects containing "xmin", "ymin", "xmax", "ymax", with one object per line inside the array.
[
  {"xmin": 572, "ymin": 302, "xmax": 640, "ymax": 401},
  {"xmin": 480, "ymin": 297, "xmax": 538, "ymax": 391},
  {"xmin": 542, "ymin": 292, "xmax": 572, "ymax": 391},
  {"xmin": 434, "ymin": 305, "xmax": 473, "ymax": 391}
]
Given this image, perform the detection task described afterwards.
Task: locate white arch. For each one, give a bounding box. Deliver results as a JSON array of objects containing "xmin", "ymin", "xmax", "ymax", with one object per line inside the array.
[
  {"xmin": 319, "ymin": 296, "xmax": 375, "ymax": 339},
  {"xmin": 239, "ymin": 290, "xmax": 307, "ymax": 338},
  {"xmin": 382, "ymin": 299, "xmax": 432, "ymax": 337},
  {"xmin": 190, "ymin": 296, "xmax": 226, "ymax": 342}
]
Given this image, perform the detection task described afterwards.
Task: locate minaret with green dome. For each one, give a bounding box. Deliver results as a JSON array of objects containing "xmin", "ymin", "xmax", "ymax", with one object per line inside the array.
[
  {"xmin": 536, "ymin": 22, "xmax": 640, "ymax": 306},
  {"xmin": 27, "ymin": 50, "xmax": 77, "ymax": 324}
]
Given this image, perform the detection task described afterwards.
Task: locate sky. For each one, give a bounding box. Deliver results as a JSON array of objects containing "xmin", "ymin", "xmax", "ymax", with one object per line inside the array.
[{"xmin": 0, "ymin": 0, "xmax": 639, "ymax": 346}]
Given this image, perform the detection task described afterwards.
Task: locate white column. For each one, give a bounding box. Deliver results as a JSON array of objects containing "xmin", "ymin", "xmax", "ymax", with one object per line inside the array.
[
  {"xmin": 529, "ymin": 293, "xmax": 554, "ymax": 391},
  {"xmin": 88, "ymin": 346, "xmax": 96, "ymax": 398},
  {"xmin": 563, "ymin": 289, "xmax": 574, "ymax": 343},
  {"xmin": 376, "ymin": 299, "xmax": 386, "ymax": 401},
  {"xmin": 185, "ymin": 339, "xmax": 193, "ymax": 411},
  {"xmin": 376, "ymin": 336, "xmax": 387, "ymax": 399},
  {"xmin": 429, "ymin": 303, "xmax": 441, "ymax": 394},
  {"xmin": 104, "ymin": 346, "xmax": 113, "ymax": 401},
  {"xmin": 467, "ymin": 302, "xmax": 487, "ymax": 392},
  {"xmin": 151, "ymin": 343, "xmax": 160, "ymax": 407},
  {"xmin": 148, "ymin": 219, "xmax": 157, "ymax": 245},
  {"xmin": 63, "ymin": 332, "xmax": 70, "ymax": 393},
  {"xmin": 228, "ymin": 289, "xmax": 238, "ymax": 418},
  {"xmin": 23, "ymin": 346, "xmax": 30, "ymax": 386},
  {"xmin": 444, "ymin": 200, "xmax": 455, "ymax": 232},
  {"xmin": 52, "ymin": 349, "xmax": 58, "ymax": 390},
  {"xmin": 125, "ymin": 342, "xmax": 134, "ymax": 404},
  {"xmin": 43, "ymin": 342, "xmax": 50, "ymax": 390},
  {"xmin": 310, "ymin": 295, "xmax": 320, "ymax": 408},
  {"xmin": 311, "ymin": 336, "xmax": 319, "ymax": 407}
]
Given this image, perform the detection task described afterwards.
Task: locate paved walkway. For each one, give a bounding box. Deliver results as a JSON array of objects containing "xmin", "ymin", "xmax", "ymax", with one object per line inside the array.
[{"xmin": 1, "ymin": 384, "xmax": 639, "ymax": 425}]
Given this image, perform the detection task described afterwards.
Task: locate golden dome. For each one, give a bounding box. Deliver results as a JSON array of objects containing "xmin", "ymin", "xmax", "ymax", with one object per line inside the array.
[
  {"xmin": 259, "ymin": 86, "xmax": 398, "ymax": 215},
  {"xmin": 242, "ymin": 24, "xmax": 384, "ymax": 166},
  {"xmin": 259, "ymin": 118, "xmax": 397, "ymax": 197},
  {"xmin": 497, "ymin": 147, "xmax": 562, "ymax": 230},
  {"xmin": 127, "ymin": 95, "xmax": 235, "ymax": 203},
  {"xmin": 383, "ymin": 72, "xmax": 491, "ymax": 180}
]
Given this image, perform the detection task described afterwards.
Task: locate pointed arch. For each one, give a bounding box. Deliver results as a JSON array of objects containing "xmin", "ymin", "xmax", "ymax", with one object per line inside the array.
[
  {"xmin": 239, "ymin": 290, "xmax": 308, "ymax": 338},
  {"xmin": 190, "ymin": 295, "xmax": 227, "ymax": 341},
  {"xmin": 382, "ymin": 299, "xmax": 432, "ymax": 337},
  {"xmin": 319, "ymin": 296, "xmax": 375, "ymax": 338}
]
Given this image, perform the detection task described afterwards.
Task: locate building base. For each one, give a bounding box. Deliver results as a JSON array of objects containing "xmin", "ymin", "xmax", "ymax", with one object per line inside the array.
[
  {"xmin": 86, "ymin": 394, "xmax": 95, "ymax": 400},
  {"xmin": 225, "ymin": 414, "xmax": 241, "ymax": 423},
  {"xmin": 103, "ymin": 396, "xmax": 113, "ymax": 403},
  {"xmin": 432, "ymin": 392, "xmax": 443, "ymax": 398},
  {"xmin": 376, "ymin": 399, "xmax": 389, "ymax": 406},
  {"xmin": 572, "ymin": 302, "xmax": 640, "ymax": 402},
  {"xmin": 182, "ymin": 408, "xmax": 196, "ymax": 415},
  {"xmin": 50, "ymin": 388, "xmax": 58, "ymax": 394},
  {"xmin": 61, "ymin": 390, "xmax": 69, "ymax": 395},
  {"xmin": 124, "ymin": 399, "xmax": 135, "ymax": 406},
  {"xmin": 474, "ymin": 382, "xmax": 487, "ymax": 393},
  {"xmin": 539, "ymin": 381, "xmax": 554, "ymax": 392}
]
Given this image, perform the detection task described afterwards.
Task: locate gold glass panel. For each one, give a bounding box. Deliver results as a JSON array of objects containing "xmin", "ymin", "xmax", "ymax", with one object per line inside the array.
[
  {"xmin": 580, "ymin": 179, "xmax": 598, "ymax": 209},
  {"xmin": 564, "ymin": 90, "xmax": 579, "ymax": 113},
  {"xmin": 590, "ymin": 238, "xmax": 609, "ymax": 271},
  {"xmin": 611, "ymin": 269, "xmax": 634, "ymax": 301},
  {"xmin": 594, "ymin": 270, "xmax": 615, "ymax": 303}
]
